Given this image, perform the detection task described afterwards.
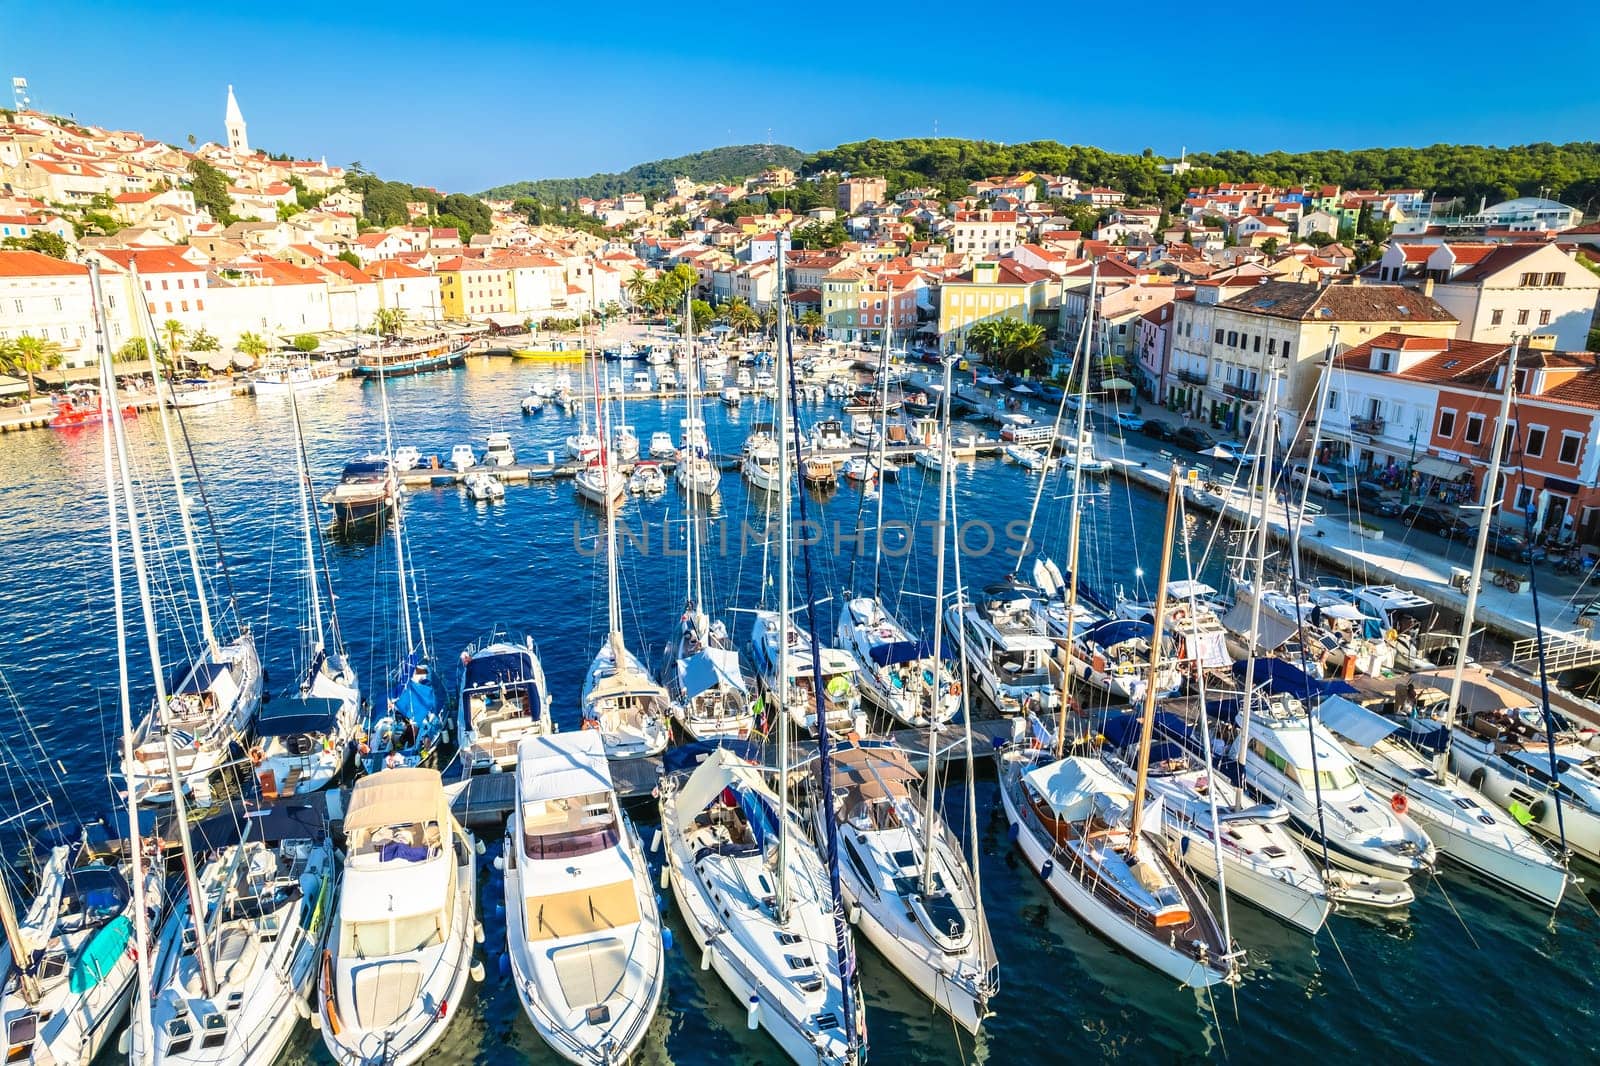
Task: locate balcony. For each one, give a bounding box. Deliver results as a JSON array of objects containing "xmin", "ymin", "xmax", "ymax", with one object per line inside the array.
[
  {"xmin": 1173, "ymin": 368, "xmax": 1208, "ymax": 387},
  {"xmin": 1223, "ymin": 382, "xmax": 1261, "ymax": 401},
  {"xmin": 1350, "ymin": 416, "xmax": 1385, "ymax": 434}
]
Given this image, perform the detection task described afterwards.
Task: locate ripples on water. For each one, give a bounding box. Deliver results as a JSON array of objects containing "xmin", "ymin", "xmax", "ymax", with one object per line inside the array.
[{"xmin": 0, "ymin": 357, "xmax": 1595, "ymax": 1064}]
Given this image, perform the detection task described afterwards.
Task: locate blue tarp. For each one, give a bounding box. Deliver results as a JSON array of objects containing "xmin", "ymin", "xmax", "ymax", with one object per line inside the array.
[
  {"xmin": 462, "ymin": 651, "xmax": 534, "ymax": 694},
  {"xmin": 680, "ymin": 649, "xmax": 747, "ymax": 700},
  {"xmin": 868, "ymin": 640, "xmax": 932, "ymax": 666},
  {"xmin": 662, "ymin": 739, "xmax": 766, "ymax": 776},
  {"xmin": 1081, "ymin": 619, "xmax": 1154, "ymax": 650},
  {"xmin": 731, "ymin": 783, "xmax": 779, "ymax": 848},
  {"xmin": 172, "ymin": 660, "xmax": 229, "ymax": 695},
  {"xmin": 1230, "ymin": 657, "xmax": 1356, "ymax": 700},
  {"xmin": 255, "ymin": 698, "xmax": 343, "ymax": 738}
]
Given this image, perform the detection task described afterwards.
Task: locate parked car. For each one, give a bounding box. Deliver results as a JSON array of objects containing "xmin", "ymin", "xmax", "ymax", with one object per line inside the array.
[
  {"xmin": 1172, "ymin": 426, "xmax": 1217, "ymax": 452},
  {"xmin": 1288, "ymin": 461, "xmax": 1355, "ymax": 499},
  {"xmin": 1140, "ymin": 418, "xmax": 1174, "ymax": 441},
  {"xmin": 1212, "ymin": 439, "xmax": 1259, "ymax": 464},
  {"xmin": 1355, "ymin": 480, "xmax": 1402, "ymax": 517},
  {"xmin": 1484, "ymin": 525, "xmax": 1532, "ymax": 560},
  {"xmin": 1401, "ymin": 503, "xmax": 1472, "ymax": 539},
  {"xmin": 1112, "ymin": 410, "xmax": 1146, "ymax": 432}
]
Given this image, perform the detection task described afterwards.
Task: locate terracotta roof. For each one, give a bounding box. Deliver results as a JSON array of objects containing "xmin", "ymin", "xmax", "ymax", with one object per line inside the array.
[
  {"xmin": 1218, "ymin": 281, "xmax": 1456, "ymax": 323},
  {"xmin": 365, "ymin": 259, "xmax": 429, "ymax": 279},
  {"xmin": 1449, "ymin": 242, "xmax": 1554, "ymax": 284},
  {"xmin": 96, "ymin": 247, "xmax": 203, "ymax": 274},
  {"xmin": 0, "ymin": 250, "xmax": 87, "ymax": 277}
]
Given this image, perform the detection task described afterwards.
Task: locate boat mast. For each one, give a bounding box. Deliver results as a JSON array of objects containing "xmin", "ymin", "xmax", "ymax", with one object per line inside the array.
[
  {"xmin": 100, "ymin": 268, "xmax": 219, "ymax": 1000},
  {"xmin": 1234, "ymin": 370, "xmax": 1277, "ymax": 795},
  {"xmin": 594, "ymin": 344, "xmax": 624, "ymax": 666},
  {"xmin": 380, "ymin": 357, "xmax": 417, "ymax": 658},
  {"xmin": 92, "ymin": 264, "xmax": 155, "ymax": 1060},
  {"xmin": 1053, "ymin": 260, "xmax": 1099, "ymax": 758},
  {"xmin": 683, "ymin": 285, "xmax": 706, "ymax": 642},
  {"xmin": 870, "ymin": 318, "xmax": 892, "ymax": 599},
  {"xmin": 921, "ymin": 352, "xmax": 956, "ymax": 893},
  {"xmin": 1289, "ymin": 327, "xmax": 1340, "ymax": 579},
  {"xmin": 132, "ymin": 263, "xmax": 217, "ymax": 655},
  {"xmin": 1127, "ymin": 466, "xmax": 1181, "ymax": 851},
  {"xmin": 773, "ymin": 242, "xmax": 792, "ymax": 923},
  {"xmin": 288, "ymin": 386, "xmax": 326, "ymax": 659},
  {"xmin": 1440, "ymin": 339, "xmax": 1519, "ymax": 776}
]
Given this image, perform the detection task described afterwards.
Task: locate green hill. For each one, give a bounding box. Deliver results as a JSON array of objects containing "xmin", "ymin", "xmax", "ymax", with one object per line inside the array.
[{"xmin": 482, "ymin": 144, "xmax": 805, "ymax": 202}]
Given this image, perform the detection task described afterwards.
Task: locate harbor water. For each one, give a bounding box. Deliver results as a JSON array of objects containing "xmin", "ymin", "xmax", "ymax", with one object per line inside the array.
[{"xmin": 0, "ymin": 355, "xmax": 1596, "ymax": 1063}]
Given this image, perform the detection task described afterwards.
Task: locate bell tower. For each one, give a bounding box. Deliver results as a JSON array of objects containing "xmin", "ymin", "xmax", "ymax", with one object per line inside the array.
[{"xmin": 225, "ymin": 84, "xmax": 249, "ymax": 154}]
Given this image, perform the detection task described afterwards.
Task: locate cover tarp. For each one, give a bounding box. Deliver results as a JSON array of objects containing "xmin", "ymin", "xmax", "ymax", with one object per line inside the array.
[
  {"xmin": 827, "ymin": 742, "xmax": 920, "ymax": 800},
  {"xmin": 191, "ymin": 803, "xmax": 324, "ymax": 851},
  {"xmin": 1231, "ymin": 657, "xmax": 1356, "ymax": 699},
  {"xmin": 1022, "ymin": 756, "xmax": 1132, "ymax": 823},
  {"xmin": 69, "ymin": 915, "xmax": 132, "ymax": 993},
  {"xmin": 171, "ymin": 660, "xmax": 230, "ymax": 695},
  {"xmin": 867, "ymin": 639, "xmax": 931, "ymax": 666},
  {"xmin": 517, "ymin": 731, "xmax": 612, "ymax": 801},
  {"xmin": 1316, "ymin": 694, "xmax": 1399, "ymax": 749},
  {"xmin": 1219, "ymin": 603, "xmax": 1298, "ymax": 651},
  {"xmin": 462, "ymin": 650, "xmax": 535, "ymax": 694},
  {"xmin": 679, "ymin": 648, "xmax": 747, "ymax": 700},
  {"xmin": 255, "ymin": 697, "xmax": 343, "ymax": 738},
  {"xmin": 391, "ymin": 653, "xmax": 440, "ymax": 722},
  {"xmin": 1080, "ymin": 619, "xmax": 1153, "ymax": 650},
  {"xmin": 344, "ymin": 768, "xmax": 446, "ymax": 833},
  {"xmin": 1407, "ymin": 668, "xmax": 1531, "ymax": 714}
]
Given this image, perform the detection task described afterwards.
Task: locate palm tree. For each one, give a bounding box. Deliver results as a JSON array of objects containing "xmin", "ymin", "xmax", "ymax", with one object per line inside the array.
[
  {"xmin": 4, "ymin": 335, "xmax": 63, "ymax": 401},
  {"xmin": 625, "ymin": 270, "xmax": 651, "ymax": 315},
  {"xmin": 968, "ymin": 317, "xmax": 1047, "ymax": 373},
  {"xmin": 236, "ymin": 331, "xmax": 270, "ymax": 361},
  {"xmin": 758, "ymin": 303, "xmax": 779, "ymax": 337},
  {"xmin": 188, "ymin": 328, "xmax": 220, "ymax": 353},
  {"xmin": 160, "ymin": 319, "xmax": 186, "ymax": 370},
  {"xmin": 799, "ymin": 309, "xmax": 824, "ymax": 340},
  {"xmin": 372, "ymin": 307, "xmax": 407, "ymax": 337},
  {"xmin": 724, "ymin": 297, "xmax": 759, "ymax": 336}
]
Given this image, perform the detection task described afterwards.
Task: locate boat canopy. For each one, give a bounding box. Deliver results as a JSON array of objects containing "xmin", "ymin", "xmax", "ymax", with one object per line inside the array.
[
  {"xmin": 678, "ymin": 648, "xmax": 747, "ymax": 700},
  {"xmin": 391, "ymin": 656, "xmax": 440, "ymax": 721},
  {"xmin": 69, "ymin": 915, "xmax": 132, "ymax": 994},
  {"xmin": 191, "ymin": 803, "xmax": 325, "ymax": 852},
  {"xmin": 1098, "ymin": 711, "xmax": 1192, "ymax": 765},
  {"xmin": 344, "ymin": 767, "xmax": 447, "ymax": 834},
  {"xmin": 828, "ymin": 743, "xmax": 920, "ymax": 800},
  {"xmin": 1407, "ymin": 668, "xmax": 1532, "ymax": 714},
  {"xmin": 1231, "ymin": 657, "xmax": 1356, "ymax": 700},
  {"xmin": 1023, "ymin": 756, "xmax": 1133, "ymax": 823},
  {"xmin": 517, "ymin": 731, "xmax": 612, "ymax": 802},
  {"xmin": 171, "ymin": 660, "xmax": 230, "ymax": 695},
  {"xmin": 463, "ymin": 649, "xmax": 538, "ymax": 700},
  {"xmin": 339, "ymin": 458, "xmax": 390, "ymax": 479},
  {"xmin": 256, "ymin": 697, "xmax": 343, "ymax": 738},
  {"xmin": 1081, "ymin": 619, "xmax": 1154, "ymax": 649},
  {"xmin": 868, "ymin": 639, "xmax": 932, "ymax": 666},
  {"xmin": 1219, "ymin": 603, "xmax": 1298, "ymax": 651},
  {"xmin": 1316, "ymin": 694, "xmax": 1400, "ymax": 749},
  {"xmin": 1165, "ymin": 580, "xmax": 1215, "ymax": 600}
]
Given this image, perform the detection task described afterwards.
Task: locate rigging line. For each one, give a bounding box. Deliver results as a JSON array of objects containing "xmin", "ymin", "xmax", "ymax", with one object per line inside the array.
[
  {"xmin": 1319, "ymin": 914, "xmax": 1361, "ymax": 992},
  {"xmin": 1430, "ymin": 870, "xmax": 1480, "ymax": 950},
  {"xmin": 170, "ymin": 402, "xmax": 242, "ymax": 623}
]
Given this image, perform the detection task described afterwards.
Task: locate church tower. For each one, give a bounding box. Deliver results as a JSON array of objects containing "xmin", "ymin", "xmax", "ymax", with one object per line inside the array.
[{"xmin": 225, "ymin": 84, "xmax": 249, "ymax": 154}]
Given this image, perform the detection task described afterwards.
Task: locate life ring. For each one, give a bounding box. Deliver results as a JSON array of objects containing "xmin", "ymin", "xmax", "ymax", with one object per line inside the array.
[
  {"xmin": 948, "ymin": 681, "xmax": 962, "ymax": 697},
  {"xmin": 248, "ymin": 745, "xmax": 264, "ymax": 766},
  {"xmin": 581, "ymin": 718, "xmax": 599, "ymax": 731},
  {"xmin": 1390, "ymin": 792, "xmax": 1408, "ymax": 815}
]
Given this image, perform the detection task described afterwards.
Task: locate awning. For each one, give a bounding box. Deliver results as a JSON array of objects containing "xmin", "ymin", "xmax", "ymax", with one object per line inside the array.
[
  {"xmin": 0, "ymin": 375, "xmax": 27, "ymax": 397},
  {"xmin": 1317, "ymin": 694, "xmax": 1399, "ymax": 749},
  {"xmin": 33, "ymin": 366, "xmax": 101, "ymax": 385},
  {"xmin": 1101, "ymin": 377, "xmax": 1134, "ymax": 389},
  {"xmin": 678, "ymin": 648, "xmax": 747, "ymax": 700},
  {"xmin": 231, "ymin": 353, "xmax": 256, "ymax": 370},
  {"xmin": 482, "ymin": 311, "xmax": 527, "ymax": 328},
  {"xmin": 255, "ymin": 697, "xmax": 344, "ymax": 738},
  {"xmin": 867, "ymin": 639, "xmax": 932, "ymax": 666},
  {"xmin": 199, "ymin": 353, "xmax": 232, "ymax": 372},
  {"xmin": 1412, "ymin": 456, "xmax": 1460, "ymax": 480}
]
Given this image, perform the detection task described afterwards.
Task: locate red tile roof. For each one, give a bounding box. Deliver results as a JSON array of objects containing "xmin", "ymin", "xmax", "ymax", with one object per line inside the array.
[
  {"xmin": 97, "ymin": 247, "xmax": 203, "ymax": 274},
  {"xmin": 0, "ymin": 250, "xmax": 87, "ymax": 277}
]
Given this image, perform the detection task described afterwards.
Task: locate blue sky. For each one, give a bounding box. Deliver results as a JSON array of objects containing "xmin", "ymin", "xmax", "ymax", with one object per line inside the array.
[{"xmin": 8, "ymin": 2, "xmax": 1600, "ymax": 193}]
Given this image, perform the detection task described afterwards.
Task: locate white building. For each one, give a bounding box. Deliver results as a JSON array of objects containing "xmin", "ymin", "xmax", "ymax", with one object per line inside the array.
[{"xmin": 0, "ymin": 250, "xmax": 125, "ymax": 366}]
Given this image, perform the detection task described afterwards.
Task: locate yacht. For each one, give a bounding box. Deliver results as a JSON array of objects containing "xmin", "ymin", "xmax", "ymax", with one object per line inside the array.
[
  {"xmin": 720, "ymin": 385, "xmax": 742, "ymax": 407},
  {"xmin": 1319, "ymin": 692, "xmax": 1567, "ymax": 907},
  {"xmin": 1347, "ymin": 584, "xmax": 1448, "ymax": 670},
  {"xmin": 750, "ymin": 610, "xmax": 867, "ymax": 737},
  {"xmin": 360, "ymin": 658, "xmax": 446, "ymax": 774},
  {"xmin": 250, "ymin": 363, "xmax": 338, "ymax": 396},
  {"xmin": 1003, "ymin": 444, "xmax": 1048, "ymax": 471},
  {"xmin": 658, "ymin": 747, "xmax": 865, "ymax": 1065},
  {"xmin": 148, "ymin": 806, "xmax": 336, "ymax": 1066},
  {"xmin": 448, "ymin": 444, "xmax": 476, "ymax": 472},
  {"xmin": 164, "ymin": 378, "xmax": 235, "ymax": 408},
  {"xmin": 319, "ymin": 769, "xmax": 477, "ymax": 1066},
  {"xmin": 1056, "ymin": 428, "xmax": 1109, "ymax": 474},
  {"xmin": 483, "ymin": 432, "xmax": 515, "ymax": 467},
  {"xmin": 742, "ymin": 433, "xmax": 781, "ymax": 493},
  {"xmin": 811, "ymin": 418, "xmax": 850, "ymax": 453},
  {"xmin": 666, "ymin": 609, "xmax": 756, "ymax": 741},
  {"xmin": 503, "ymin": 733, "xmax": 664, "ymax": 1064},
  {"xmin": 836, "ymin": 596, "xmax": 959, "ymax": 728},
  {"xmin": 464, "ymin": 471, "xmax": 505, "ymax": 501},
  {"xmin": 647, "ymin": 431, "xmax": 676, "ymax": 459},
  {"xmin": 567, "ymin": 432, "xmax": 601, "ymax": 463},
  {"xmin": 1116, "ymin": 580, "xmax": 1234, "ymax": 671},
  {"xmin": 627, "ymin": 462, "xmax": 666, "ymax": 495},
  {"xmin": 946, "ymin": 584, "xmax": 1059, "ymax": 718},
  {"xmin": 612, "ymin": 425, "xmax": 640, "ymax": 462},
  {"xmin": 251, "ymin": 690, "xmax": 359, "ymax": 799},
  {"xmin": 456, "ymin": 631, "xmax": 553, "ymax": 774},
  {"xmin": 574, "ymin": 462, "xmax": 626, "ymax": 506},
  {"xmin": 813, "ymin": 743, "xmax": 996, "ymax": 1032},
  {"xmin": 1069, "ymin": 618, "xmax": 1182, "ymax": 703},
  {"xmin": 997, "ymin": 750, "xmax": 1235, "ymax": 987},
  {"xmin": 391, "ymin": 446, "xmax": 421, "ymax": 473},
  {"xmin": 322, "ymin": 457, "xmax": 398, "ymax": 530},
  {"xmin": 675, "ymin": 452, "xmax": 721, "ymax": 496}
]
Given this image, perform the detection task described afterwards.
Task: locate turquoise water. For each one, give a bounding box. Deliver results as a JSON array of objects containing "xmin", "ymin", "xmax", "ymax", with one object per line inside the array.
[{"xmin": 1, "ymin": 356, "xmax": 1596, "ymax": 1064}]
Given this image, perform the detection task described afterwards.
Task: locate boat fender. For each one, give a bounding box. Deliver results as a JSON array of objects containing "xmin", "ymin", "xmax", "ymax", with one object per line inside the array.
[
  {"xmin": 846, "ymin": 901, "xmax": 861, "ymax": 925},
  {"xmin": 474, "ymin": 921, "xmax": 485, "ymax": 944},
  {"xmin": 1529, "ymin": 799, "xmax": 1548, "ymax": 822},
  {"xmin": 1467, "ymin": 767, "xmax": 1486, "ymax": 790},
  {"xmin": 295, "ymin": 996, "xmax": 311, "ymax": 1021},
  {"xmin": 470, "ymin": 960, "xmax": 485, "ymax": 983},
  {"xmin": 1390, "ymin": 793, "xmax": 1408, "ymax": 816},
  {"xmin": 118, "ymin": 1030, "xmax": 130, "ymax": 1056},
  {"xmin": 493, "ymin": 853, "xmax": 505, "ymax": 872},
  {"xmin": 746, "ymin": 994, "xmax": 761, "ymax": 1030},
  {"xmin": 309, "ymin": 1010, "xmax": 322, "ymax": 1031},
  {"xmin": 658, "ymin": 864, "xmax": 670, "ymax": 891},
  {"xmin": 701, "ymin": 945, "xmax": 713, "ymax": 971},
  {"xmin": 651, "ymin": 829, "xmax": 662, "ymax": 854},
  {"xmin": 474, "ymin": 838, "xmax": 486, "ymax": 856},
  {"xmin": 1041, "ymin": 858, "xmax": 1054, "ymax": 881},
  {"xmin": 662, "ymin": 927, "xmax": 674, "ymax": 952}
]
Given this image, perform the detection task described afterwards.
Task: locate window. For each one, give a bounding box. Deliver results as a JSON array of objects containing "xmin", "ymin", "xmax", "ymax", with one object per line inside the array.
[
  {"xmin": 1491, "ymin": 309, "xmax": 1503, "ymax": 325},
  {"xmin": 1283, "ymin": 342, "xmax": 1291, "ymax": 358},
  {"xmin": 52, "ymin": 297, "xmax": 61, "ymax": 311},
  {"xmin": 1515, "ymin": 485, "xmax": 1535, "ymax": 512},
  {"xmin": 1227, "ymin": 331, "xmax": 1237, "ymax": 346},
  {"xmin": 1327, "ymin": 390, "xmax": 1339, "ymax": 411},
  {"xmin": 1268, "ymin": 338, "xmax": 1276, "ymax": 355},
  {"xmin": 1437, "ymin": 408, "xmax": 1457, "ymax": 438},
  {"xmin": 1526, "ymin": 425, "xmax": 1547, "ymax": 458},
  {"xmin": 1546, "ymin": 272, "xmax": 1566, "ymax": 286},
  {"xmin": 1559, "ymin": 431, "xmax": 1582, "ymax": 466},
  {"xmin": 1214, "ymin": 328, "xmax": 1223, "ymax": 343},
  {"xmin": 1464, "ymin": 413, "xmax": 1485, "ymax": 445},
  {"xmin": 1520, "ymin": 272, "xmax": 1541, "ymax": 287},
  {"xmin": 1539, "ymin": 309, "xmax": 1551, "ymax": 325},
  {"xmin": 1517, "ymin": 309, "xmax": 1530, "ymax": 325}
]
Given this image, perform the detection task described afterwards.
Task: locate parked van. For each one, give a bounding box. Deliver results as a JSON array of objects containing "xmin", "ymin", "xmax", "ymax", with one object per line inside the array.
[{"xmin": 1289, "ymin": 461, "xmax": 1355, "ymax": 499}]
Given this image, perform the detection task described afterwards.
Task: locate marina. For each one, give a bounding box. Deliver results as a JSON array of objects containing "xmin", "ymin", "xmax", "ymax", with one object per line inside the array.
[{"xmin": 5, "ymin": 350, "xmax": 1600, "ymax": 1066}]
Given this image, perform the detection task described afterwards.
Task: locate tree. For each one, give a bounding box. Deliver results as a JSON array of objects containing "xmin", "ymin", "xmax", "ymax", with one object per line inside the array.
[
  {"xmin": 187, "ymin": 158, "xmax": 235, "ymax": 224},
  {"xmin": 2, "ymin": 335, "xmax": 63, "ymax": 400},
  {"xmin": 666, "ymin": 218, "xmax": 688, "ymax": 238},
  {"xmin": 1261, "ymin": 237, "xmax": 1280, "ymax": 257},
  {"xmin": 799, "ymin": 309, "xmax": 825, "ymax": 340},
  {"xmin": 186, "ymin": 133, "xmax": 197, "ymax": 148},
  {"xmin": 794, "ymin": 219, "xmax": 847, "ymax": 249},
  {"xmin": 115, "ymin": 337, "xmax": 149, "ymax": 364},
  {"xmin": 690, "ymin": 299, "xmax": 715, "ymax": 333},
  {"xmin": 276, "ymin": 202, "xmax": 303, "ymax": 221},
  {"xmin": 966, "ymin": 317, "xmax": 1048, "ymax": 373},
  {"xmin": 160, "ymin": 319, "xmax": 187, "ymax": 368},
  {"xmin": 373, "ymin": 307, "xmax": 408, "ymax": 337},
  {"xmin": 1304, "ymin": 230, "xmax": 1335, "ymax": 248},
  {"xmin": 336, "ymin": 250, "xmax": 361, "ymax": 268},
  {"xmin": 188, "ymin": 328, "xmax": 220, "ymax": 353},
  {"xmin": 625, "ymin": 270, "xmax": 651, "ymax": 309},
  {"xmin": 292, "ymin": 334, "xmax": 320, "ymax": 354},
  {"xmin": 236, "ymin": 332, "xmax": 269, "ymax": 359},
  {"xmin": 0, "ymin": 230, "xmax": 68, "ymax": 259},
  {"xmin": 724, "ymin": 297, "xmax": 760, "ymax": 335}
]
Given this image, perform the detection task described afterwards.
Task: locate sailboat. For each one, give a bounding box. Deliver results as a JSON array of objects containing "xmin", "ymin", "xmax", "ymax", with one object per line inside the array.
[
  {"xmin": 659, "ymin": 260, "xmax": 867, "ymax": 1062},
  {"xmin": 997, "ymin": 472, "xmax": 1238, "ymax": 987},
  {"xmin": 575, "ymin": 355, "xmax": 627, "ymax": 506},
  {"xmin": 502, "ymin": 732, "xmax": 664, "ymax": 1064},
  {"xmin": 455, "ymin": 629, "xmax": 554, "ymax": 774},
  {"xmin": 580, "ymin": 379, "xmax": 671, "ymax": 759},
  {"xmin": 676, "ymin": 294, "xmax": 723, "ymax": 497},
  {"xmin": 319, "ymin": 768, "xmax": 478, "ymax": 1066},
  {"xmin": 122, "ymin": 268, "xmax": 263, "ymax": 807},
  {"xmin": 816, "ymin": 355, "xmax": 998, "ymax": 1032},
  {"xmin": 837, "ymin": 327, "xmax": 960, "ymax": 730},
  {"xmin": 741, "ymin": 423, "xmax": 781, "ymax": 493},
  {"xmin": 359, "ymin": 358, "xmax": 445, "ymax": 774},
  {"xmin": 253, "ymin": 386, "xmax": 361, "ymax": 800}
]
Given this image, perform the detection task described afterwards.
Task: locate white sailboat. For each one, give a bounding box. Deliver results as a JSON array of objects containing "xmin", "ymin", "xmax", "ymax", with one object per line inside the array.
[
  {"xmin": 676, "ymin": 293, "xmax": 723, "ymax": 497},
  {"xmin": 456, "ymin": 630, "xmax": 554, "ymax": 774},
  {"xmin": 319, "ymin": 769, "xmax": 477, "ymax": 1066},
  {"xmin": 750, "ymin": 611, "xmax": 866, "ymax": 737},
  {"xmin": 502, "ymin": 732, "xmax": 663, "ymax": 1064}
]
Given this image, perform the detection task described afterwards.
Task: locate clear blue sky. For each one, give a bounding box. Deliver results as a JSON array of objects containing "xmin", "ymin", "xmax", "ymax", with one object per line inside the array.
[{"xmin": 9, "ymin": 2, "xmax": 1599, "ymax": 193}]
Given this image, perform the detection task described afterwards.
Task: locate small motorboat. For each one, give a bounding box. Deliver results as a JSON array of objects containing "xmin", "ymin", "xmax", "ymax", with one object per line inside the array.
[
  {"xmin": 1004, "ymin": 444, "xmax": 1049, "ymax": 470},
  {"xmin": 521, "ymin": 390, "xmax": 546, "ymax": 414},
  {"xmin": 629, "ymin": 462, "xmax": 667, "ymax": 495},
  {"xmin": 648, "ymin": 431, "xmax": 676, "ymax": 459},
  {"xmin": 721, "ymin": 386, "xmax": 742, "ymax": 407},
  {"xmin": 449, "ymin": 444, "xmax": 477, "ymax": 472},
  {"xmin": 465, "ymin": 470, "xmax": 506, "ymax": 501},
  {"xmin": 613, "ymin": 424, "xmax": 640, "ymax": 462},
  {"xmin": 567, "ymin": 432, "xmax": 601, "ymax": 462},
  {"xmin": 484, "ymin": 432, "xmax": 516, "ymax": 467},
  {"xmin": 392, "ymin": 445, "xmax": 421, "ymax": 472}
]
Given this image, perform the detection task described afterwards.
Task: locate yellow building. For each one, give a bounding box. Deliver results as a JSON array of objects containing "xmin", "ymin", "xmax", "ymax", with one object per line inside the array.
[
  {"xmin": 436, "ymin": 257, "xmax": 512, "ymax": 321},
  {"xmin": 937, "ymin": 260, "xmax": 1052, "ymax": 353}
]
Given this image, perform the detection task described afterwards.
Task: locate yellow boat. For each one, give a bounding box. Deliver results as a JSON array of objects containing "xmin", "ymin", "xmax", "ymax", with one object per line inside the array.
[{"xmin": 512, "ymin": 347, "xmax": 586, "ymax": 362}]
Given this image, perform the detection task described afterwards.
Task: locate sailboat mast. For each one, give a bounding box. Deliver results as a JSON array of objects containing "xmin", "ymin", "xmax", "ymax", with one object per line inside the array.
[
  {"xmin": 773, "ymin": 243, "xmax": 792, "ymax": 923},
  {"xmin": 132, "ymin": 263, "xmax": 217, "ymax": 654},
  {"xmin": 921, "ymin": 353, "xmax": 956, "ymax": 893},
  {"xmin": 1234, "ymin": 370, "xmax": 1277, "ymax": 790},
  {"xmin": 1127, "ymin": 467, "xmax": 1181, "ymax": 850},
  {"xmin": 594, "ymin": 348, "xmax": 623, "ymax": 658},
  {"xmin": 1440, "ymin": 340, "xmax": 1519, "ymax": 775},
  {"xmin": 289, "ymin": 387, "xmax": 326, "ymax": 656},
  {"xmin": 100, "ymin": 267, "xmax": 219, "ymax": 1000},
  {"xmin": 871, "ymin": 320, "xmax": 891, "ymax": 598},
  {"xmin": 1289, "ymin": 327, "xmax": 1340, "ymax": 578},
  {"xmin": 1054, "ymin": 260, "xmax": 1099, "ymax": 758},
  {"xmin": 684, "ymin": 286, "xmax": 706, "ymax": 637},
  {"xmin": 92, "ymin": 264, "xmax": 155, "ymax": 1058}
]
